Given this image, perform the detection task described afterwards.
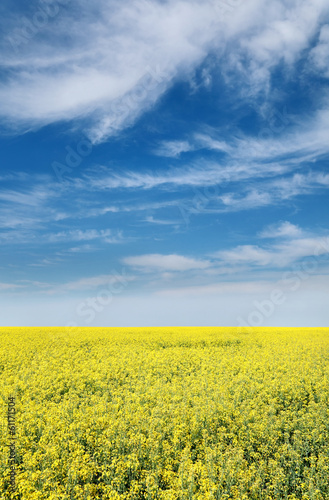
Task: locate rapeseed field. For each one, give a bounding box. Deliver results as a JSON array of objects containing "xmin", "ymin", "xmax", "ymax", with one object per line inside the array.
[{"xmin": 1, "ymin": 327, "xmax": 328, "ymax": 500}]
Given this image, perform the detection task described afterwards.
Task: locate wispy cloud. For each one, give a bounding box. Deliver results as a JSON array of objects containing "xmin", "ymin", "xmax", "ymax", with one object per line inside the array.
[
  {"xmin": 217, "ymin": 172, "xmax": 329, "ymax": 212},
  {"xmin": 29, "ymin": 257, "xmax": 64, "ymax": 268},
  {"xmin": 143, "ymin": 216, "xmax": 180, "ymax": 226},
  {"xmin": 0, "ymin": 176, "xmax": 66, "ymax": 234},
  {"xmin": 1, "ymin": 0, "xmax": 328, "ymax": 142},
  {"xmin": 154, "ymin": 134, "xmax": 231, "ymax": 158},
  {"xmin": 309, "ymin": 24, "xmax": 329, "ymax": 77},
  {"xmin": 8, "ymin": 272, "xmax": 135, "ymax": 294},
  {"xmin": 48, "ymin": 229, "xmax": 124, "ymax": 244},
  {"xmin": 0, "ymin": 0, "xmax": 227, "ymax": 141},
  {"xmin": 54, "ymin": 272, "xmax": 134, "ymax": 292},
  {"xmin": 0, "ymin": 184, "xmax": 54, "ymax": 206},
  {"xmin": 259, "ymin": 222, "xmax": 303, "ymax": 239},
  {"xmin": 123, "ymin": 254, "xmax": 211, "ymax": 272},
  {"xmin": 85, "ymin": 160, "xmax": 290, "ymax": 192},
  {"xmin": 153, "ymin": 140, "xmax": 194, "ymax": 158},
  {"xmin": 212, "ymin": 235, "xmax": 329, "ymax": 268},
  {"xmin": 118, "ymin": 225, "xmax": 329, "ymax": 295}
]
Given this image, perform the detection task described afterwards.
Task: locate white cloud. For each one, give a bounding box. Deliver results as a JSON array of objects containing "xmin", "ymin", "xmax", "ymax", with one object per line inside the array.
[
  {"xmin": 123, "ymin": 254, "xmax": 211, "ymax": 272},
  {"xmin": 223, "ymin": 0, "xmax": 329, "ymax": 94},
  {"xmin": 239, "ymin": 109, "xmax": 329, "ymax": 164},
  {"xmin": 0, "ymin": 0, "xmax": 227, "ymax": 141},
  {"xmin": 216, "ymin": 172, "xmax": 329, "ymax": 212},
  {"xmin": 59, "ymin": 272, "xmax": 134, "ymax": 292},
  {"xmin": 154, "ymin": 140, "xmax": 193, "ymax": 158},
  {"xmin": 213, "ymin": 236, "xmax": 329, "ymax": 268},
  {"xmin": 65, "ymin": 245, "xmax": 95, "ymax": 253},
  {"xmin": 270, "ymin": 171, "xmax": 329, "ymax": 198},
  {"xmin": 48, "ymin": 229, "xmax": 124, "ymax": 243},
  {"xmin": 154, "ymin": 134, "xmax": 232, "ymax": 158},
  {"xmin": 219, "ymin": 190, "xmax": 273, "ymax": 211},
  {"xmin": 78, "ymin": 206, "xmax": 119, "ymax": 217},
  {"xmin": 143, "ymin": 216, "xmax": 180, "ymax": 226},
  {"xmin": 0, "ymin": 186, "xmax": 52, "ymax": 206},
  {"xmin": 309, "ymin": 24, "xmax": 329, "ymax": 77},
  {"xmin": 259, "ymin": 222, "xmax": 303, "ymax": 239},
  {"xmin": 184, "ymin": 102, "xmax": 329, "ymax": 170},
  {"xmin": 86, "ymin": 159, "xmax": 291, "ymax": 192},
  {"xmin": 19, "ymin": 271, "xmax": 135, "ymax": 292},
  {"xmin": 214, "ymin": 245, "xmax": 273, "ymax": 267},
  {"xmin": 1, "ymin": 0, "xmax": 328, "ymax": 142},
  {"xmin": 29, "ymin": 257, "xmax": 63, "ymax": 268},
  {"xmin": 193, "ymin": 133, "xmax": 232, "ymax": 154}
]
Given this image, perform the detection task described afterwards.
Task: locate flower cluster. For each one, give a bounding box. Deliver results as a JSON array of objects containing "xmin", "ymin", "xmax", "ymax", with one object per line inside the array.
[{"xmin": 0, "ymin": 327, "xmax": 328, "ymax": 499}]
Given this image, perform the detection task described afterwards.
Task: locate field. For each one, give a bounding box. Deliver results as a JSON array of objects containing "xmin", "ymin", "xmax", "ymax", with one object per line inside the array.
[{"xmin": 1, "ymin": 327, "xmax": 329, "ymax": 500}]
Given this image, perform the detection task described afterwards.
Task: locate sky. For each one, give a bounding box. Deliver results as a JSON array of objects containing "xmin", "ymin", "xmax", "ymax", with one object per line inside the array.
[{"xmin": 0, "ymin": 0, "xmax": 329, "ymax": 327}]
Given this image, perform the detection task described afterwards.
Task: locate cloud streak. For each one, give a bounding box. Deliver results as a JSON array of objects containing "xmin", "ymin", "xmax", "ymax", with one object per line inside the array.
[
  {"xmin": 48, "ymin": 229, "xmax": 124, "ymax": 244},
  {"xmin": 213, "ymin": 235, "xmax": 329, "ymax": 269},
  {"xmin": 123, "ymin": 254, "xmax": 211, "ymax": 272}
]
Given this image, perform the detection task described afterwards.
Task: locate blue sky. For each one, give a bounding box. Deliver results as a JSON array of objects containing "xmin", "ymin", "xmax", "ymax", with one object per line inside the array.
[{"xmin": 0, "ymin": 0, "xmax": 329, "ymax": 327}]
